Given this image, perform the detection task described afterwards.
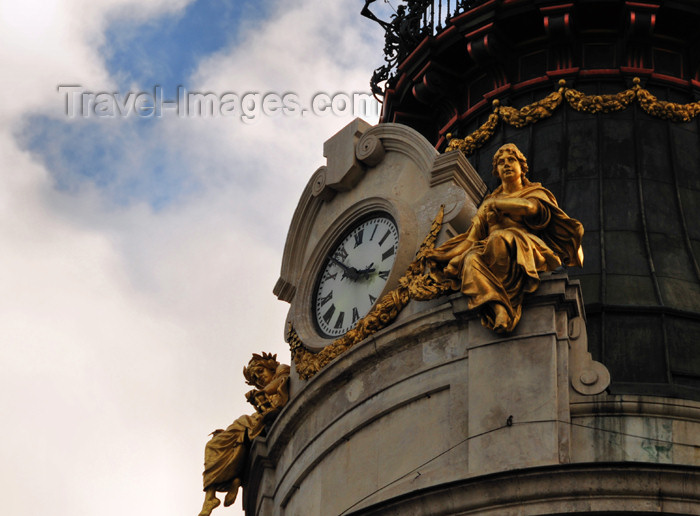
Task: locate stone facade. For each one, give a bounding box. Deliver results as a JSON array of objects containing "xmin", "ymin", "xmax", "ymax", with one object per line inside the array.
[
  {"xmin": 246, "ymin": 120, "xmax": 700, "ymax": 515},
  {"xmin": 248, "ymin": 273, "xmax": 700, "ymax": 514}
]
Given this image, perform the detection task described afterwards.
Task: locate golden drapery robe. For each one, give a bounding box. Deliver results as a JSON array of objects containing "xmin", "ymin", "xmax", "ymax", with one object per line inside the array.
[
  {"xmin": 436, "ymin": 181, "xmax": 583, "ymax": 332},
  {"xmin": 201, "ymin": 413, "xmax": 264, "ymax": 494},
  {"xmin": 201, "ymin": 364, "xmax": 290, "ymax": 499}
]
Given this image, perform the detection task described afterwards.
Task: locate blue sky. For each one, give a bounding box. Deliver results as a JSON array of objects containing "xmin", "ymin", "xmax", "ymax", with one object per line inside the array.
[
  {"xmin": 0, "ymin": 1, "xmax": 383, "ymax": 515},
  {"xmin": 17, "ymin": 0, "xmax": 386, "ymax": 212},
  {"xmin": 103, "ymin": 0, "xmax": 267, "ymax": 89},
  {"xmin": 18, "ymin": 115, "xmax": 198, "ymax": 208},
  {"xmin": 19, "ymin": 0, "xmax": 271, "ymax": 210}
]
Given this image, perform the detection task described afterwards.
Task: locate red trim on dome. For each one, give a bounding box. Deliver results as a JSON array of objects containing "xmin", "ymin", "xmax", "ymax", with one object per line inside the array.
[{"xmin": 512, "ymin": 76, "xmax": 551, "ymax": 91}]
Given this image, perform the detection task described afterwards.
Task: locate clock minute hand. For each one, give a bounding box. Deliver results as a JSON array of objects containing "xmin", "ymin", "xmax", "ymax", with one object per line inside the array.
[{"xmin": 329, "ymin": 256, "xmax": 360, "ymax": 281}]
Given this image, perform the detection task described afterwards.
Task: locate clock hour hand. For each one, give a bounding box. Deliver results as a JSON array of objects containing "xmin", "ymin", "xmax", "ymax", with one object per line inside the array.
[
  {"xmin": 329, "ymin": 256, "xmax": 360, "ymax": 281},
  {"xmin": 357, "ymin": 262, "xmax": 375, "ymax": 280}
]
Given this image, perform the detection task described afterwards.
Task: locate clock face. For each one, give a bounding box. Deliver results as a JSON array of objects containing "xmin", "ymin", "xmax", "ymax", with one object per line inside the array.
[{"xmin": 314, "ymin": 214, "xmax": 399, "ymax": 338}]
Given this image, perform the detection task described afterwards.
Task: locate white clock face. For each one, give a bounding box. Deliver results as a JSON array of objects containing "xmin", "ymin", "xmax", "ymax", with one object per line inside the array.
[{"xmin": 314, "ymin": 215, "xmax": 399, "ymax": 338}]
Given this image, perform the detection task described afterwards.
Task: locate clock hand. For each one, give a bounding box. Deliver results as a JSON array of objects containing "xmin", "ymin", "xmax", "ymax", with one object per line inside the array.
[
  {"xmin": 329, "ymin": 256, "xmax": 360, "ymax": 281},
  {"xmin": 357, "ymin": 262, "xmax": 375, "ymax": 280}
]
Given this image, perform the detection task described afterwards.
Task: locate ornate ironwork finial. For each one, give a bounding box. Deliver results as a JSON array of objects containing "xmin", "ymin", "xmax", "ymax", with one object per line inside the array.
[{"xmin": 362, "ymin": 1, "xmax": 490, "ymax": 98}]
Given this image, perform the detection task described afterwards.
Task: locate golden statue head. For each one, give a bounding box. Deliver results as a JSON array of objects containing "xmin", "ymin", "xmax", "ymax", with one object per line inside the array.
[
  {"xmin": 243, "ymin": 352, "xmax": 279, "ymax": 388},
  {"xmin": 491, "ymin": 143, "xmax": 529, "ymax": 178}
]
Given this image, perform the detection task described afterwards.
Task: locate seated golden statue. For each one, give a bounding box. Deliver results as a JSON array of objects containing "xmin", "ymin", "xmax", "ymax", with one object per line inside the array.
[
  {"xmin": 426, "ymin": 143, "xmax": 584, "ymax": 333},
  {"xmin": 199, "ymin": 353, "xmax": 290, "ymax": 516}
]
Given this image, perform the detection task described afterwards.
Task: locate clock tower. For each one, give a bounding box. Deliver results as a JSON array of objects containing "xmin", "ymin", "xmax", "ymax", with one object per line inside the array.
[
  {"xmin": 272, "ymin": 119, "xmax": 482, "ymax": 353},
  {"xmin": 242, "ymin": 1, "xmax": 700, "ymax": 514}
]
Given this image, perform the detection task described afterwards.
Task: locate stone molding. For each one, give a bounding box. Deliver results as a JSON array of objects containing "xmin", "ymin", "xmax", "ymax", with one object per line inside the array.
[
  {"xmin": 571, "ymin": 393, "xmax": 700, "ymax": 422},
  {"xmin": 351, "ymin": 464, "xmax": 700, "ymax": 515},
  {"xmin": 429, "ymin": 150, "xmax": 487, "ymax": 206}
]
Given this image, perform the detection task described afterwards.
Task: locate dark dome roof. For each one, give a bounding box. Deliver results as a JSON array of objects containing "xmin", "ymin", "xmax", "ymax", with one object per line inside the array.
[{"xmin": 376, "ymin": 0, "xmax": 700, "ymax": 400}]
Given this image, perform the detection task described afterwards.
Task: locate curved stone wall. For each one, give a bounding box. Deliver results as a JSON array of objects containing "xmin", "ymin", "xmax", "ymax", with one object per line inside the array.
[{"xmin": 244, "ymin": 275, "xmax": 700, "ymax": 515}]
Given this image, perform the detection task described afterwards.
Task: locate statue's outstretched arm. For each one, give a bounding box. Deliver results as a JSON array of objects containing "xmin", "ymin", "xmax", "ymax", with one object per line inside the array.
[
  {"xmin": 427, "ymin": 235, "xmax": 474, "ymax": 262},
  {"xmin": 485, "ymin": 197, "xmax": 538, "ymax": 217},
  {"xmin": 426, "ymin": 210, "xmax": 488, "ymax": 263}
]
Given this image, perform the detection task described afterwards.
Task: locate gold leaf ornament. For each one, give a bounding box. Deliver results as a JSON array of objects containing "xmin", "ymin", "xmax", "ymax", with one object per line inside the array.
[{"xmin": 445, "ymin": 77, "xmax": 700, "ymax": 156}]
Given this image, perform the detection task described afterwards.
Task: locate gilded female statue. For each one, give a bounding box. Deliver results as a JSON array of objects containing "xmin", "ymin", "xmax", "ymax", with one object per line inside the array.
[
  {"xmin": 425, "ymin": 143, "xmax": 584, "ymax": 333},
  {"xmin": 198, "ymin": 353, "xmax": 290, "ymax": 516}
]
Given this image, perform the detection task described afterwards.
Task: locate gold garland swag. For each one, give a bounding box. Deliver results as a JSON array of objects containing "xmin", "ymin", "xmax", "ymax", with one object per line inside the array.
[{"xmin": 445, "ymin": 77, "xmax": 700, "ymax": 156}]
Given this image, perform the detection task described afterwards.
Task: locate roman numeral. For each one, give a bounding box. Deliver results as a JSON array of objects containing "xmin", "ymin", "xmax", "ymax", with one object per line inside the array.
[
  {"xmin": 323, "ymin": 271, "xmax": 338, "ymax": 282},
  {"xmin": 335, "ymin": 247, "xmax": 348, "ymax": 261},
  {"xmin": 370, "ymin": 224, "xmax": 378, "ymax": 241},
  {"xmin": 319, "ymin": 291, "xmax": 333, "ymax": 306},
  {"xmin": 353, "ymin": 229, "xmax": 364, "ymax": 248},
  {"xmin": 378, "ymin": 229, "xmax": 391, "ymax": 246},
  {"xmin": 382, "ymin": 246, "xmax": 395, "ymax": 261},
  {"xmin": 378, "ymin": 270, "xmax": 390, "ymax": 280},
  {"xmin": 352, "ymin": 307, "xmax": 360, "ymax": 323},
  {"xmin": 334, "ymin": 311, "xmax": 345, "ymax": 329},
  {"xmin": 369, "ymin": 294, "xmax": 377, "ymax": 305},
  {"xmin": 323, "ymin": 304, "xmax": 336, "ymax": 324}
]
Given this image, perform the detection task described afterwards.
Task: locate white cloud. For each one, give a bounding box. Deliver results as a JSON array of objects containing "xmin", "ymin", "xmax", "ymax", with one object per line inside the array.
[
  {"xmin": 0, "ymin": 0, "xmax": 193, "ymax": 120},
  {"xmin": 0, "ymin": 0, "xmax": 388, "ymax": 514}
]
